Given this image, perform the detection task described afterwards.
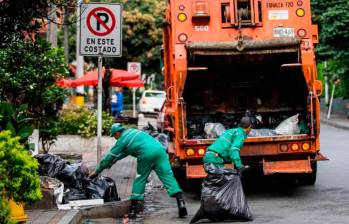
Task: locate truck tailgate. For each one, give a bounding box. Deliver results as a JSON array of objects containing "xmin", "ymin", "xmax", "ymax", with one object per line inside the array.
[{"xmin": 263, "ymin": 158, "xmax": 312, "ymax": 175}]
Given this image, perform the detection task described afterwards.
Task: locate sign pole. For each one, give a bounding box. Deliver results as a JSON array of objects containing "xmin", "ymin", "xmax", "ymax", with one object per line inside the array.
[
  {"xmin": 127, "ymin": 62, "xmax": 141, "ymax": 118},
  {"xmin": 97, "ymin": 56, "xmax": 103, "ymax": 163},
  {"xmin": 132, "ymin": 88, "xmax": 136, "ymax": 117},
  {"xmin": 80, "ymin": 3, "xmax": 122, "ymax": 163}
]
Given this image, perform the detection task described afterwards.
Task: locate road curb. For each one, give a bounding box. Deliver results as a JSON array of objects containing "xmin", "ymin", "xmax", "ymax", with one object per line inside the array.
[
  {"xmin": 321, "ymin": 119, "xmax": 349, "ymax": 131},
  {"xmin": 57, "ymin": 200, "xmax": 130, "ymax": 224}
]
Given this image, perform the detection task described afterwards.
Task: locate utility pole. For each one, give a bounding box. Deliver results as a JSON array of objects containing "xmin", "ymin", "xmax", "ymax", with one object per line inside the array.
[
  {"xmin": 47, "ymin": 3, "xmax": 58, "ymax": 48},
  {"xmin": 76, "ymin": 1, "xmax": 85, "ymax": 95},
  {"xmin": 324, "ymin": 61, "xmax": 329, "ymax": 106},
  {"xmin": 64, "ymin": 5, "xmax": 69, "ymax": 64}
]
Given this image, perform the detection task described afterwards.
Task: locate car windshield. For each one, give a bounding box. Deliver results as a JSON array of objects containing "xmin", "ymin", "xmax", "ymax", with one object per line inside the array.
[{"xmin": 145, "ymin": 92, "xmax": 165, "ymax": 97}]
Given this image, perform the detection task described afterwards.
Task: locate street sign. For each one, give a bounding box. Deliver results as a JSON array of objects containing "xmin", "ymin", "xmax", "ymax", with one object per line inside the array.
[
  {"xmin": 127, "ymin": 62, "xmax": 142, "ymax": 118},
  {"xmin": 127, "ymin": 62, "xmax": 142, "ymax": 75},
  {"xmin": 80, "ymin": 3, "xmax": 122, "ymax": 57}
]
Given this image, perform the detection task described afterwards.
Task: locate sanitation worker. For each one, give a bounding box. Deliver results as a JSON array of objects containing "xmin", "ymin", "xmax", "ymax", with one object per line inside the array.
[
  {"xmin": 89, "ymin": 123, "xmax": 187, "ymax": 218},
  {"xmin": 203, "ymin": 117, "xmax": 252, "ymax": 175}
]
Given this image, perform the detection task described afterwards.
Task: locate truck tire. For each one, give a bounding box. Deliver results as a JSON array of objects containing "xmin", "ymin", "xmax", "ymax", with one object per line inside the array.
[{"xmin": 298, "ymin": 161, "xmax": 317, "ymax": 185}]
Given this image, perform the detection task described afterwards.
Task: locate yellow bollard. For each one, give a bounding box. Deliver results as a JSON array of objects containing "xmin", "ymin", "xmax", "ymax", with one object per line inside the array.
[
  {"xmin": 9, "ymin": 199, "xmax": 27, "ymax": 222},
  {"xmin": 72, "ymin": 95, "xmax": 85, "ymax": 107}
]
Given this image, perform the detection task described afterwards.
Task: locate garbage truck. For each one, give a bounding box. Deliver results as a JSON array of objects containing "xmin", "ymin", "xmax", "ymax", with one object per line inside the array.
[{"xmin": 160, "ymin": 0, "xmax": 326, "ymax": 185}]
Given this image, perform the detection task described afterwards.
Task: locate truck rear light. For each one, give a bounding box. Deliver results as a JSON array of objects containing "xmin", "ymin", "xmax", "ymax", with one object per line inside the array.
[
  {"xmin": 186, "ymin": 148, "xmax": 195, "ymax": 156},
  {"xmin": 178, "ymin": 33, "xmax": 188, "ymax": 42},
  {"xmin": 193, "ymin": 1, "xmax": 209, "ymax": 17},
  {"xmin": 280, "ymin": 144, "xmax": 288, "ymax": 152},
  {"xmin": 296, "ymin": 8, "xmax": 305, "ymax": 17},
  {"xmin": 179, "ymin": 4, "xmax": 185, "ymax": 11},
  {"xmin": 178, "ymin": 13, "xmax": 187, "ymax": 22},
  {"xmin": 297, "ymin": 1, "xmax": 303, "ymax": 6},
  {"xmin": 302, "ymin": 142, "xmax": 310, "ymax": 151},
  {"xmin": 291, "ymin": 143, "xmax": 299, "ymax": 151},
  {"xmin": 197, "ymin": 148, "xmax": 205, "ymax": 156},
  {"xmin": 297, "ymin": 28, "xmax": 307, "ymax": 38}
]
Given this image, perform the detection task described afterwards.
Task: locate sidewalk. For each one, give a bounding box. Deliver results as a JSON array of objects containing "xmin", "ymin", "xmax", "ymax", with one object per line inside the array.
[
  {"xmin": 26, "ymin": 150, "xmax": 137, "ymax": 224},
  {"xmin": 321, "ymin": 110, "xmax": 349, "ymax": 131}
]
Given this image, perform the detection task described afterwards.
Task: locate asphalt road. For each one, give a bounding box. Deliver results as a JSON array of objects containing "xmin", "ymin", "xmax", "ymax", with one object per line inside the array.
[{"xmin": 137, "ymin": 123, "xmax": 349, "ymax": 224}]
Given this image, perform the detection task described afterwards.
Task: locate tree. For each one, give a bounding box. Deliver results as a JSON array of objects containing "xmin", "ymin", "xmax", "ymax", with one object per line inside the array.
[
  {"xmin": 0, "ymin": 39, "xmax": 68, "ymax": 152},
  {"xmin": 0, "ymin": 0, "xmax": 77, "ymax": 46},
  {"xmin": 311, "ymin": 0, "xmax": 349, "ymax": 98}
]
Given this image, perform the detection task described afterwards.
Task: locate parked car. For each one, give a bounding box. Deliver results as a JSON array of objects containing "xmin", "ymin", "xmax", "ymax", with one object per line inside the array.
[{"xmin": 138, "ymin": 90, "xmax": 166, "ymax": 113}]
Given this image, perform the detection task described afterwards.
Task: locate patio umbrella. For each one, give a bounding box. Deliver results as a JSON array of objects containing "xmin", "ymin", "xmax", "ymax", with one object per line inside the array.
[
  {"xmin": 56, "ymin": 78, "xmax": 73, "ymax": 87},
  {"xmin": 111, "ymin": 79, "xmax": 144, "ymax": 87},
  {"xmin": 67, "ymin": 68, "xmax": 141, "ymax": 87}
]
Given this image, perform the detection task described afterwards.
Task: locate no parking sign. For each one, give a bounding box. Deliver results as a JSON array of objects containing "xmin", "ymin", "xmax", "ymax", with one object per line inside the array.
[{"xmin": 80, "ymin": 3, "xmax": 122, "ymax": 57}]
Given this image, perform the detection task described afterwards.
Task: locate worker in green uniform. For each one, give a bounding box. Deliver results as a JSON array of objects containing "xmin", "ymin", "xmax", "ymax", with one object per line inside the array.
[
  {"xmin": 203, "ymin": 117, "xmax": 252, "ymax": 175},
  {"xmin": 89, "ymin": 123, "xmax": 187, "ymax": 218}
]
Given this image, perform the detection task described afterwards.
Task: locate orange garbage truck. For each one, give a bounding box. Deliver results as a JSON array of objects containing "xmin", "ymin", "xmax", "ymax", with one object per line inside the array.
[{"xmin": 160, "ymin": 0, "xmax": 326, "ymax": 186}]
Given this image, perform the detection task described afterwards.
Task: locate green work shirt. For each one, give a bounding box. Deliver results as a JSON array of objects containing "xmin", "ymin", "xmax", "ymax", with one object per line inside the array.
[
  {"xmin": 96, "ymin": 128, "xmax": 165, "ymax": 173},
  {"xmin": 206, "ymin": 127, "xmax": 247, "ymax": 168}
]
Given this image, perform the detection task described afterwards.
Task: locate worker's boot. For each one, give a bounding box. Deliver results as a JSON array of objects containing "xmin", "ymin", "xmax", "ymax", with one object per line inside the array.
[
  {"xmin": 128, "ymin": 200, "xmax": 139, "ymax": 219},
  {"xmin": 175, "ymin": 193, "xmax": 188, "ymax": 218}
]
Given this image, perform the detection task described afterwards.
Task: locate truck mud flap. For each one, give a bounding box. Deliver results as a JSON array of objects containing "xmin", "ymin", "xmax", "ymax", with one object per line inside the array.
[
  {"xmin": 186, "ymin": 163, "xmax": 233, "ymax": 179},
  {"xmin": 186, "ymin": 164, "xmax": 206, "ymax": 179},
  {"xmin": 315, "ymin": 152, "xmax": 329, "ymax": 161},
  {"xmin": 262, "ymin": 158, "xmax": 312, "ymax": 175}
]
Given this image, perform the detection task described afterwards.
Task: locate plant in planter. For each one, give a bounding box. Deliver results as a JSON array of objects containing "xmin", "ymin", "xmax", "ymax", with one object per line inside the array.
[
  {"xmin": 58, "ymin": 107, "xmax": 114, "ymax": 138},
  {"xmin": 0, "ymin": 131, "xmax": 42, "ymax": 223}
]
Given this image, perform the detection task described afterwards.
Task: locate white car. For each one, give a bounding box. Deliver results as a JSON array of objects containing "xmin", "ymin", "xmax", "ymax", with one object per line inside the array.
[{"xmin": 139, "ymin": 90, "xmax": 166, "ymax": 113}]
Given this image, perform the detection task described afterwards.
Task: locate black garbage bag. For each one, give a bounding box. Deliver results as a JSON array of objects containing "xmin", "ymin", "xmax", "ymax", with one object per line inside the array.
[
  {"xmin": 56, "ymin": 162, "xmax": 90, "ymax": 190},
  {"xmin": 190, "ymin": 164, "xmax": 253, "ymax": 223},
  {"xmin": 86, "ymin": 176, "xmax": 120, "ymax": 202},
  {"xmin": 143, "ymin": 123, "xmax": 169, "ymax": 149},
  {"xmin": 63, "ymin": 188, "xmax": 88, "ymax": 203},
  {"xmin": 35, "ymin": 154, "xmax": 66, "ymax": 177}
]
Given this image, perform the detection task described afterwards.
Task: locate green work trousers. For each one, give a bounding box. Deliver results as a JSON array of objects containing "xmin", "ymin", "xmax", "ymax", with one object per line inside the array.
[
  {"xmin": 130, "ymin": 148, "xmax": 182, "ymax": 201},
  {"xmin": 202, "ymin": 151, "xmax": 225, "ymax": 168}
]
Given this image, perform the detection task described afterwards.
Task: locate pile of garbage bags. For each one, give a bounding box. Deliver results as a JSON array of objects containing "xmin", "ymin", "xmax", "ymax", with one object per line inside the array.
[
  {"xmin": 35, "ymin": 154, "xmax": 120, "ymax": 204},
  {"xmin": 142, "ymin": 123, "xmax": 169, "ymax": 149},
  {"xmin": 191, "ymin": 164, "xmax": 253, "ymax": 223},
  {"xmin": 188, "ymin": 113, "xmax": 302, "ymax": 139},
  {"xmin": 248, "ymin": 114, "xmax": 300, "ymax": 137}
]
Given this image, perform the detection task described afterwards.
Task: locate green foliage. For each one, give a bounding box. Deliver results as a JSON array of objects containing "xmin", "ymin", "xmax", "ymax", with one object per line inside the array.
[
  {"xmin": 0, "ymin": 103, "xmax": 33, "ymax": 148},
  {"xmin": 0, "ymin": 199, "xmax": 13, "ymax": 224},
  {"xmin": 0, "ymin": 131, "xmax": 42, "ymax": 223},
  {"xmin": 311, "ymin": 0, "xmax": 349, "ymax": 98},
  {"xmin": 0, "ymin": 39, "xmax": 69, "ymax": 152},
  {"xmin": 58, "ymin": 107, "xmax": 114, "ymax": 138}
]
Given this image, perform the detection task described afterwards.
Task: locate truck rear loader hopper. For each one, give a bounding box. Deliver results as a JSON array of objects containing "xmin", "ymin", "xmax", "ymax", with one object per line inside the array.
[{"xmin": 170, "ymin": 37, "xmax": 327, "ymax": 185}]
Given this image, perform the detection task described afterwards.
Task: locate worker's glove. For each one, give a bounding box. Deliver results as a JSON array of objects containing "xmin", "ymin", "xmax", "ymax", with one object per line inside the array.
[
  {"xmin": 88, "ymin": 170, "xmax": 99, "ymax": 180},
  {"xmin": 237, "ymin": 165, "xmax": 250, "ymax": 177}
]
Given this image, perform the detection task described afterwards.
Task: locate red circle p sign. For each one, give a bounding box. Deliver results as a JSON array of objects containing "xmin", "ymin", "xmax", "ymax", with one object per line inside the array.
[{"xmin": 87, "ymin": 7, "xmax": 116, "ymax": 37}]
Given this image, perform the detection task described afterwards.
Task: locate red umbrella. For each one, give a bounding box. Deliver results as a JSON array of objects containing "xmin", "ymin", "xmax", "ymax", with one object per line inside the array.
[
  {"xmin": 56, "ymin": 69, "xmax": 144, "ymax": 87},
  {"xmin": 111, "ymin": 79, "xmax": 144, "ymax": 87},
  {"xmin": 67, "ymin": 68, "xmax": 141, "ymax": 87},
  {"xmin": 110, "ymin": 69, "xmax": 140, "ymax": 82},
  {"xmin": 56, "ymin": 78, "xmax": 73, "ymax": 87}
]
